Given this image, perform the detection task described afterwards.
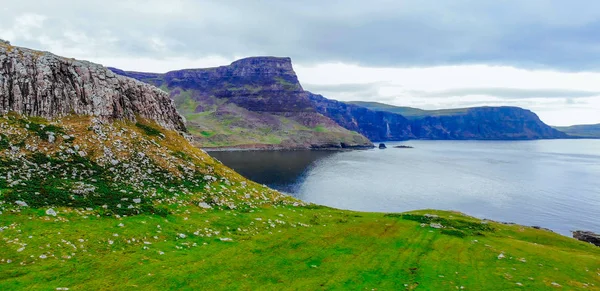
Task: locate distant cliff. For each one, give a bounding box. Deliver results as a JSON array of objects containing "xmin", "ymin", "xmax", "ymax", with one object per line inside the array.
[
  {"xmin": 0, "ymin": 40, "xmax": 185, "ymax": 131},
  {"xmin": 312, "ymin": 98, "xmax": 567, "ymax": 141},
  {"xmin": 410, "ymin": 106, "xmax": 568, "ymax": 140},
  {"xmin": 111, "ymin": 57, "xmax": 372, "ymax": 149},
  {"xmin": 554, "ymin": 124, "xmax": 600, "ymax": 138}
]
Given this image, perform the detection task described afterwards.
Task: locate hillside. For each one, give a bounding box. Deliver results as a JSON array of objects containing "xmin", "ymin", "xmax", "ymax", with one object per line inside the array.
[
  {"xmin": 1, "ymin": 42, "xmax": 599, "ymax": 290},
  {"xmin": 110, "ymin": 58, "xmax": 372, "ymax": 150},
  {"xmin": 311, "ymin": 96, "xmax": 567, "ymax": 141},
  {"xmin": 554, "ymin": 124, "xmax": 600, "ymax": 138}
]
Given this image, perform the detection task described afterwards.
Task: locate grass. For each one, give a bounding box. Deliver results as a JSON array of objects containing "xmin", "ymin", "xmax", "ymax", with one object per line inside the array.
[
  {"xmin": 135, "ymin": 122, "xmax": 163, "ymax": 137},
  {"xmin": 0, "ymin": 207, "xmax": 598, "ymax": 290}
]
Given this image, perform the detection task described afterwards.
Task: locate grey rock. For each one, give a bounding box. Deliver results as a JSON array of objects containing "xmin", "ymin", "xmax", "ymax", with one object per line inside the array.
[
  {"xmin": 573, "ymin": 230, "xmax": 600, "ymax": 247},
  {"xmin": 0, "ymin": 42, "xmax": 185, "ymax": 131},
  {"xmin": 15, "ymin": 200, "xmax": 28, "ymax": 207},
  {"xmin": 46, "ymin": 208, "xmax": 57, "ymax": 216}
]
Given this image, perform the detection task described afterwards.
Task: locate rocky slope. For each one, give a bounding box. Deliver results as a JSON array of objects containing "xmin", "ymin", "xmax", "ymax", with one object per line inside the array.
[
  {"xmin": 312, "ymin": 96, "xmax": 567, "ymax": 141},
  {"xmin": 110, "ymin": 58, "xmax": 372, "ymax": 149},
  {"xmin": 0, "ymin": 40, "xmax": 185, "ymax": 131}
]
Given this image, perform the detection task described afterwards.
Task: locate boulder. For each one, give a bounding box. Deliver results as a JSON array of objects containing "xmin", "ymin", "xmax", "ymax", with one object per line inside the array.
[
  {"xmin": 573, "ymin": 231, "xmax": 600, "ymax": 246},
  {"xmin": 378, "ymin": 143, "xmax": 387, "ymax": 149}
]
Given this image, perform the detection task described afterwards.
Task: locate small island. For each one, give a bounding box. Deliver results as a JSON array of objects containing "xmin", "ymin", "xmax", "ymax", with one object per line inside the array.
[{"xmin": 394, "ymin": 145, "xmax": 414, "ymax": 149}]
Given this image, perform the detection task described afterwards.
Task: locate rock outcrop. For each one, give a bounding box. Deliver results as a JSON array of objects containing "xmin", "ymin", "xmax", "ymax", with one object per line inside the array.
[
  {"xmin": 0, "ymin": 41, "xmax": 185, "ymax": 131},
  {"xmin": 573, "ymin": 231, "xmax": 600, "ymax": 247},
  {"xmin": 111, "ymin": 57, "xmax": 373, "ymax": 149}
]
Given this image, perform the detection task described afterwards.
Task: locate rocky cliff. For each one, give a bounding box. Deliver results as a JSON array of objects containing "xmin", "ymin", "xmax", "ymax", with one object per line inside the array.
[
  {"xmin": 311, "ymin": 95, "xmax": 567, "ymax": 141},
  {"xmin": 410, "ymin": 106, "xmax": 568, "ymax": 140},
  {"xmin": 309, "ymin": 93, "xmax": 414, "ymax": 141},
  {"xmin": 0, "ymin": 40, "xmax": 185, "ymax": 131},
  {"xmin": 111, "ymin": 57, "xmax": 373, "ymax": 149}
]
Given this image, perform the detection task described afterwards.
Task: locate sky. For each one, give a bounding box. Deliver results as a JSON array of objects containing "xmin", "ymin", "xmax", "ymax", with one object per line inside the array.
[{"xmin": 1, "ymin": 1, "xmax": 600, "ymax": 126}]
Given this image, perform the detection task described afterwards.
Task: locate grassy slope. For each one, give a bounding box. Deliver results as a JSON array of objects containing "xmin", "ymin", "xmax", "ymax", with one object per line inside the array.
[
  {"xmin": 348, "ymin": 101, "xmax": 470, "ymax": 120},
  {"xmin": 554, "ymin": 124, "xmax": 600, "ymax": 138},
  {"xmin": 172, "ymin": 89, "xmax": 369, "ymax": 148},
  {"xmin": 0, "ymin": 115, "xmax": 599, "ymax": 290},
  {"xmin": 1, "ymin": 208, "xmax": 599, "ymax": 290}
]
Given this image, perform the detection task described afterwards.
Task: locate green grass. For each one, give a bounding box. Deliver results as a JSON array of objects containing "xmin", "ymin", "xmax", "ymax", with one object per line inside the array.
[
  {"xmin": 0, "ymin": 207, "xmax": 598, "ymax": 290},
  {"xmin": 313, "ymin": 125, "xmax": 327, "ymax": 132},
  {"xmin": 135, "ymin": 122, "xmax": 163, "ymax": 137}
]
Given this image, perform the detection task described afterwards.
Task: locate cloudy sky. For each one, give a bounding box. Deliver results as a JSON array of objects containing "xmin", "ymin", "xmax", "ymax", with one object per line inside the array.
[{"xmin": 2, "ymin": 0, "xmax": 600, "ymax": 125}]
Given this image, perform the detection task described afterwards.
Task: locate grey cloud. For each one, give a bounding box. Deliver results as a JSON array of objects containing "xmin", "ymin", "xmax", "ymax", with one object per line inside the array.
[
  {"xmin": 303, "ymin": 82, "xmax": 393, "ymax": 102},
  {"xmin": 413, "ymin": 88, "xmax": 600, "ymax": 99},
  {"xmin": 4, "ymin": 1, "xmax": 600, "ymax": 70}
]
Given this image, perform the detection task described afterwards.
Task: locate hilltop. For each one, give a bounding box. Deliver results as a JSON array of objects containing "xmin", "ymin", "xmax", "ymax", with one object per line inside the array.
[{"xmin": 110, "ymin": 57, "xmax": 372, "ymax": 150}]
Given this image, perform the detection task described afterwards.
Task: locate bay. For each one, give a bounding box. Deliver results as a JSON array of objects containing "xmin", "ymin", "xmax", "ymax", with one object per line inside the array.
[{"xmin": 209, "ymin": 140, "xmax": 600, "ymax": 235}]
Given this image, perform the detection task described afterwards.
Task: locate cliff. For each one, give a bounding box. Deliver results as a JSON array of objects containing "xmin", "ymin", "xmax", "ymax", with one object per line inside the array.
[
  {"xmin": 309, "ymin": 93, "xmax": 414, "ymax": 141},
  {"xmin": 0, "ymin": 41, "xmax": 185, "ymax": 131},
  {"xmin": 411, "ymin": 106, "xmax": 569, "ymax": 140},
  {"xmin": 312, "ymin": 97, "xmax": 567, "ymax": 141},
  {"xmin": 111, "ymin": 57, "xmax": 373, "ymax": 149}
]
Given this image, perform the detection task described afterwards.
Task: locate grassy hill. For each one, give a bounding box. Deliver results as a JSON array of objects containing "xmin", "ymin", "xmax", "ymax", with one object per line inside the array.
[
  {"xmin": 554, "ymin": 124, "xmax": 600, "ymax": 138},
  {"xmin": 0, "ymin": 114, "xmax": 598, "ymax": 290}
]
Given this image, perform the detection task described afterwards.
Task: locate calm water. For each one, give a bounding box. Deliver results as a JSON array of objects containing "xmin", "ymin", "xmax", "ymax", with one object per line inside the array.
[{"xmin": 209, "ymin": 140, "xmax": 600, "ymax": 235}]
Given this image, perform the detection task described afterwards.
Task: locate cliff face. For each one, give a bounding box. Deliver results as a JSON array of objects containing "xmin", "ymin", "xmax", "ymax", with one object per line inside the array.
[
  {"xmin": 411, "ymin": 107, "xmax": 568, "ymax": 140},
  {"xmin": 310, "ymin": 94, "xmax": 567, "ymax": 141},
  {"xmin": 111, "ymin": 57, "xmax": 373, "ymax": 149},
  {"xmin": 309, "ymin": 93, "xmax": 414, "ymax": 141},
  {"xmin": 0, "ymin": 41, "xmax": 185, "ymax": 131}
]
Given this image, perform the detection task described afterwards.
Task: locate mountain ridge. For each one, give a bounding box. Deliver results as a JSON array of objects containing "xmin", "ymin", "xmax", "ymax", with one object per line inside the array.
[
  {"xmin": 111, "ymin": 57, "xmax": 373, "ymax": 149},
  {"xmin": 113, "ymin": 57, "xmax": 568, "ymax": 144}
]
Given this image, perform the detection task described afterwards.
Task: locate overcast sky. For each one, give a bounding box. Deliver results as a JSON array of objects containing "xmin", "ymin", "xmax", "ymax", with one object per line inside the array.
[{"xmin": 2, "ymin": 0, "xmax": 600, "ymax": 125}]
